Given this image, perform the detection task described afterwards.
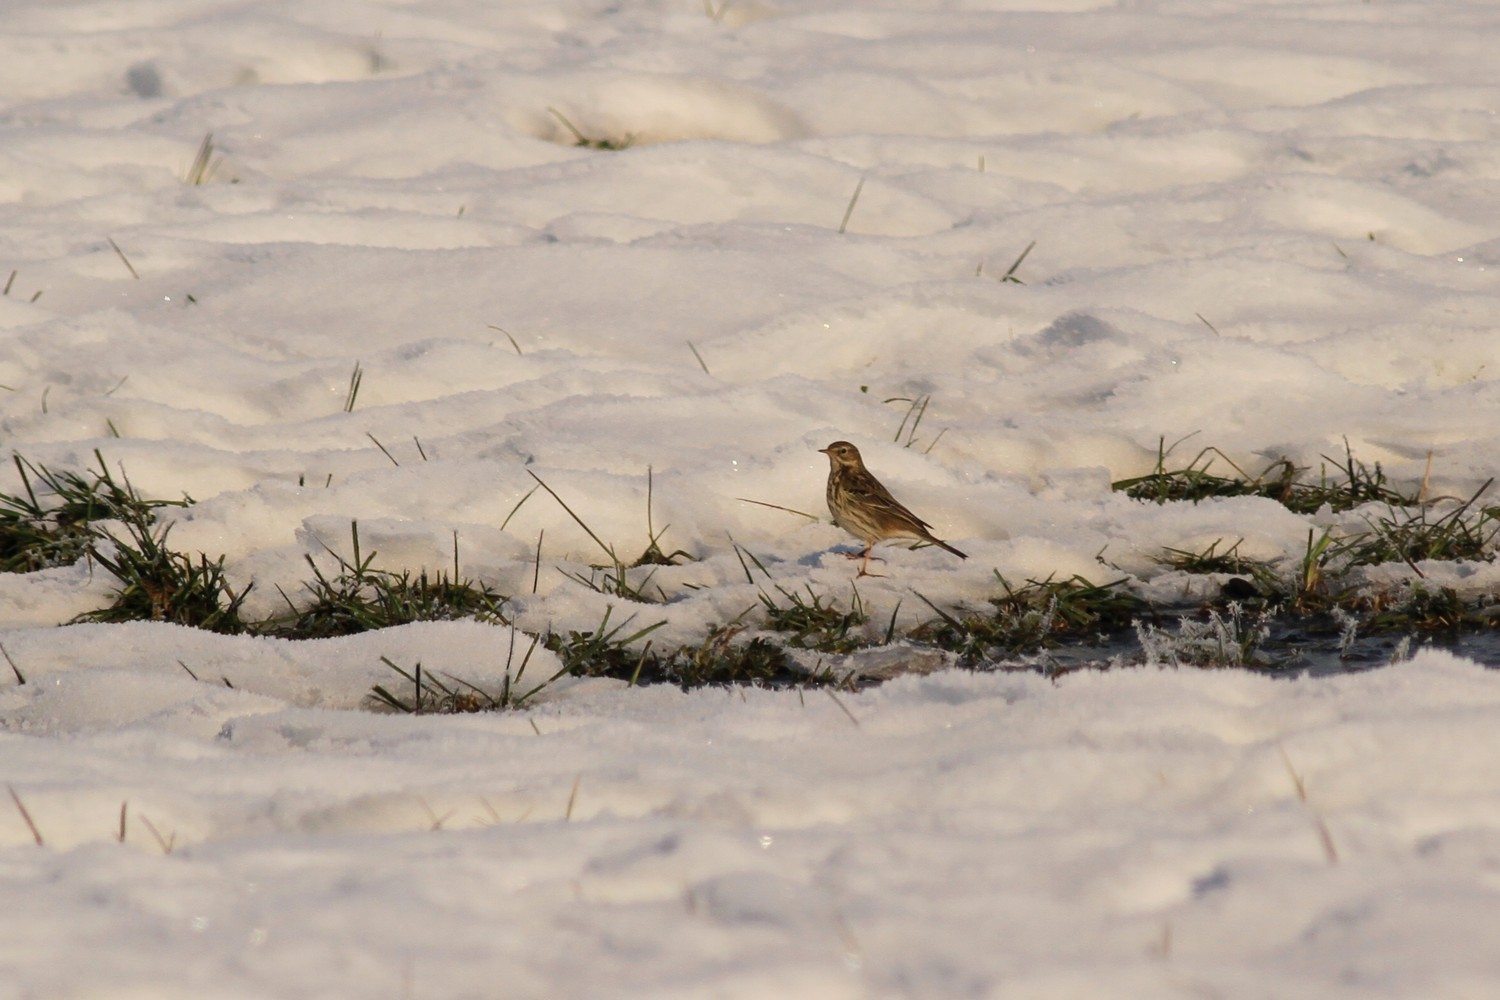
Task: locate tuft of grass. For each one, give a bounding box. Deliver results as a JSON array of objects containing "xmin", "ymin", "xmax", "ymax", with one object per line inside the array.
[
  {"xmin": 910, "ymin": 573, "xmax": 1149, "ymax": 663},
  {"xmin": 656, "ymin": 623, "xmax": 800, "ymax": 689},
  {"xmin": 1348, "ymin": 480, "xmax": 1498, "ymax": 573},
  {"xmin": 908, "ymin": 595, "xmax": 1028, "ymax": 663},
  {"xmin": 1157, "ymin": 501, "xmax": 1500, "ymax": 638},
  {"xmin": 368, "ymin": 630, "xmax": 559, "ymax": 714},
  {"xmin": 758, "ymin": 583, "xmax": 869, "ymax": 653},
  {"xmin": 543, "ymin": 606, "xmax": 667, "ymax": 678},
  {"xmin": 75, "ymin": 516, "xmax": 250, "ymax": 633},
  {"xmin": 631, "ymin": 467, "xmax": 693, "ymax": 568},
  {"xmin": 1156, "ymin": 537, "xmax": 1253, "ymax": 576},
  {"xmin": 0, "ymin": 452, "xmax": 246, "ymax": 631},
  {"xmin": 1135, "ymin": 604, "xmax": 1273, "ymax": 669},
  {"xmin": 1299, "ymin": 438, "xmax": 1419, "ymax": 513},
  {"xmin": 544, "ymin": 613, "xmax": 846, "ymax": 692},
  {"xmin": 369, "ymin": 656, "xmax": 518, "ymax": 714},
  {"xmin": 265, "ymin": 523, "xmax": 509, "ymax": 638},
  {"xmin": 534, "ymin": 599, "xmax": 865, "ymax": 692},
  {"xmin": 1115, "ymin": 437, "xmax": 1417, "ymax": 514},
  {"xmin": 999, "ymin": 573, "xmax": 1149, "ymax": 635},
  {"xmin": 1166, "ymin": 527, "xmax": 1356, "ymax": 618},
  {"xmin": 1115, "ymin": 438, "xmax": 1296, "ymax": 506},
  {"xmin": 1135, "ymin": 439, "xmax": 1500, "ymax": 637},
  {"xmin": 1289, "ymin": 529, "xmax": 1338, "ymax": 612},
  {"xmin": 0, "ymin": 451, "xmax": 233, "ymax": 628},
  {"xmin": 546, "ymin": 107, "xmax": 635, "ymax": 150},
  {"xmin": 1362, "ymin": 584, "xmax": 1500, "ymax": 634},
  {"xmin": 0, "ymin": 451, "xmax": 189, "ymax": 573},
  {"xmin": 1, "ymin": 461, "xmax": 100, "ymax": 573},
  {"xmin": 1374, "ymin": 585, "xmax": 1469, "ymax": 632}
]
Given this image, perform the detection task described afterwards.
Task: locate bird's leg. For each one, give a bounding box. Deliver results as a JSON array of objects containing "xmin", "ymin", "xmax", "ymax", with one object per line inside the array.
[{"xmin": 837, "ymin": 545, "xmax": 885, "ymax": 575}]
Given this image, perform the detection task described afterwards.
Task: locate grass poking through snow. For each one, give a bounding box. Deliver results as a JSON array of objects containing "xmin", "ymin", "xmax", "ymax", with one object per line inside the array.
[
  {"xmin": 546, "ymin": 107, "xmax": 635, "ymax": 150},
  {"xmin": 758, "ymin": 583, "xmax": 869, "ymax": 653},
  {"xmin": 265, "ymin": 523, "xmax": 509, "ymax": 638},
  {"xmin": 76, "ymin": 517, "xmax": 251, "ymax": 633},
  {"xmin": 6, "ymin": 437, "xmax": 1500, "ymax": 709},
  {"xmin": 910, "ymin": 573, "xmax": 1150, "ymax": 663},
  {"xmin": 1113, "ymin": 436, "xmax": 1416, "ymax": 513}
]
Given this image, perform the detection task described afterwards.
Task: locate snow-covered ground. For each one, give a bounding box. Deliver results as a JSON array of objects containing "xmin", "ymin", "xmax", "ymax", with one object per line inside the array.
[{"xmin": 4, "ymin": 1, "xmax": 1500, "ymax": 995}]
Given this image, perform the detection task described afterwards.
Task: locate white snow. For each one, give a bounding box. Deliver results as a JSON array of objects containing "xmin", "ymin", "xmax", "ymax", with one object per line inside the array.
[{"xmin": 4, "ymin": 1, "xmax": 1500, "ymax": 996}]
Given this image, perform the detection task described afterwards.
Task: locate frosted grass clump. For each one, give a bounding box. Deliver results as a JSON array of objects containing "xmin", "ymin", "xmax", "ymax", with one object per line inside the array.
[{"xmin": 1134, "ymin": 603, "xmax": 1273, "ymax": 669}]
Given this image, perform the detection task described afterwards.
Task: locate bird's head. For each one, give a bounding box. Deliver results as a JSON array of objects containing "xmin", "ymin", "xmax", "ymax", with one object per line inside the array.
[{"xmin": 819, "ymin": 441, "xmax": 862, "ymax": 468}]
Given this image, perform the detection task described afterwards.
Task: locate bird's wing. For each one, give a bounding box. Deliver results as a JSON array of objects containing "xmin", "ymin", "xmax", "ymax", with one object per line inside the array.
[{"xmin": 849, "ymin": 477, "xmax": 933, "ymax": 531}]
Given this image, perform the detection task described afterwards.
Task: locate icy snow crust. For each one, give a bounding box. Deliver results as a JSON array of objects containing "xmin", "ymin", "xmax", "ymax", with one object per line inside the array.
[{"xmin": 4, "ymin": 1, "xmax": 1500, "ymax": 996}]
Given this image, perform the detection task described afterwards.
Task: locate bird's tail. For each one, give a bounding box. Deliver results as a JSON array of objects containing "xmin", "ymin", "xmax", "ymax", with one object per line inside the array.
[{"xmin": 930, "ymin": 537, "xmax": 967, "ymax": 560}]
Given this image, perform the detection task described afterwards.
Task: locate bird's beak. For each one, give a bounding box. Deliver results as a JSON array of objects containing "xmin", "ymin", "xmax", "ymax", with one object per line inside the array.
[{"xmin": 818, "ymin": 448, "xmax": 830, "ymax": 455}]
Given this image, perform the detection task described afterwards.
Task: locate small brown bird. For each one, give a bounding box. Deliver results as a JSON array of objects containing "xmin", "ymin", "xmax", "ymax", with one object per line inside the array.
[{"xmin": 819, "ymin": 440, "xmax": 967, "ymax": 576}]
